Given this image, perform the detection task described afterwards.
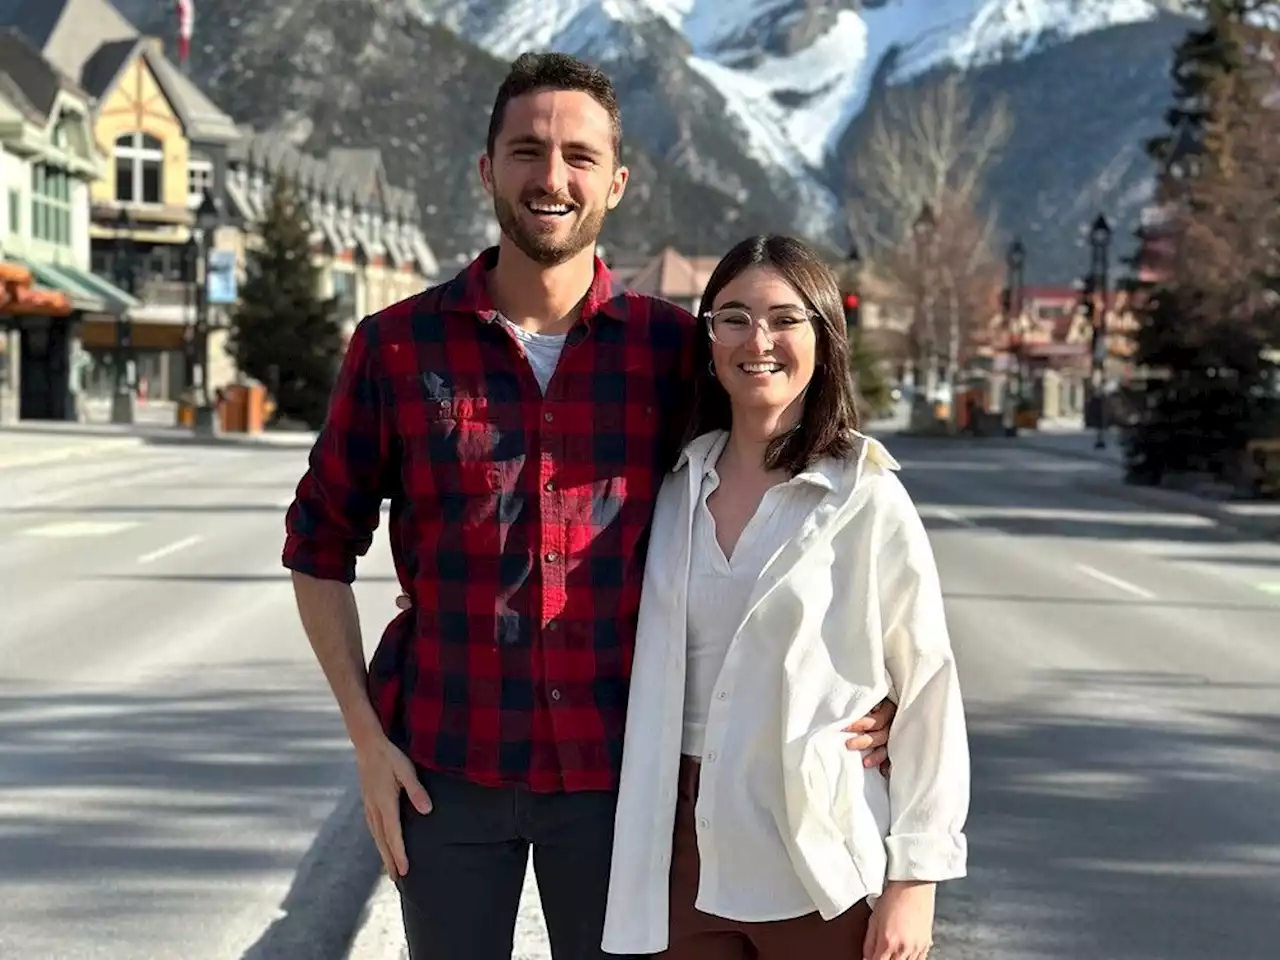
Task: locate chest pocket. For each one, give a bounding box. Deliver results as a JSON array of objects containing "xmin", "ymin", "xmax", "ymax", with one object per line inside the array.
[{"xmin": 417, "ymin": 393, "xmax": 503, "ymax": 495}]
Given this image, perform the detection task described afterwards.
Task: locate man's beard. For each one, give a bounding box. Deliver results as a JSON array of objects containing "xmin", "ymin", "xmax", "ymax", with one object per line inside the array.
[{"xmin": 493, "ymin": 193, "xmax": 607, "ymax": 266}]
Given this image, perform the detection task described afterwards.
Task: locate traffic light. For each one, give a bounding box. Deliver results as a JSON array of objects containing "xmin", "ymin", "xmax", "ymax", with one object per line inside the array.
[{"xmin": 843, "ymin": 292, "xmax": 860, "ymax": 335}]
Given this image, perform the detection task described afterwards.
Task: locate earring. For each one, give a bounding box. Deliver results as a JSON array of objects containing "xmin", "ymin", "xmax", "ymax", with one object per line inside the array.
[{"xmin": 707, "ymin": 359, "xmax": 717, "ymax": 377}]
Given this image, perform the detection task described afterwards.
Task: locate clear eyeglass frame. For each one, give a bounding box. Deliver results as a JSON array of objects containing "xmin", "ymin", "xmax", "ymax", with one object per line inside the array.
[{"xmin": 702, "ymin": 307, "xmax": 819, "ymax": 347}]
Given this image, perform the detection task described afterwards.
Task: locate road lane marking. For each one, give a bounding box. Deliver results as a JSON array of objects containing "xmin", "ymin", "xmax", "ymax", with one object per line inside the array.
[
  {"xmin": 137, "ymin": 535, "xmax": 202, "ymax": 564},
  {"xmin": 19, "ymin": 520, "xmax": 138, "ymax": 538},
  {"xmin": 933, "ymin": 508, "xmax": 977, "ymax": 528},
  {"xmin": 1075, "ymin": 563, "xmax": 1156, "ymax": 600}
]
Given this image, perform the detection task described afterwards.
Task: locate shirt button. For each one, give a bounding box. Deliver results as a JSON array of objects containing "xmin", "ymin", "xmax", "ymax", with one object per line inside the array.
[
  {"xmin": 705, "ymin": 751, "xmax": 717, "ymax": 762},
  {"xmin": 716, "ymin": 690, "xmax": 728, "ymax": 700},
  {"xmin": 544, "ymin": 411, "xmax": 554, "ymax": 422},
  {"xmin": 550, "ymin": 688, "xmax": 562, "ymax": 701},
  {"xmin": 544, "ymin": 480, "xmax": 555, "ymax": 492},
  {"xmin": 697, "ymin": 817, "xmax": 709, "ymax": 829},
  {"xmin": 547, "ymin": 619, "xmax": 559, "ymax": 631},
  {"xmin": 545, "ymin": 551, "xmax": 559, "ymax": 563}
]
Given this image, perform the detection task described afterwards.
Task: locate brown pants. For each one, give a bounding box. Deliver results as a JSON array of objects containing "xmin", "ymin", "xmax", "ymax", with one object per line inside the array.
[{"xmin": 658, "ymin": 755, "xmax": 871, "ymax": 960}]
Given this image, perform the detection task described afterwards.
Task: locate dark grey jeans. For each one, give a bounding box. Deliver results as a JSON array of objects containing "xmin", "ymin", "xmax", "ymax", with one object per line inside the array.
[{"xmin": 395, "ymin": 765, "xmax": 638, "ymax": 960}]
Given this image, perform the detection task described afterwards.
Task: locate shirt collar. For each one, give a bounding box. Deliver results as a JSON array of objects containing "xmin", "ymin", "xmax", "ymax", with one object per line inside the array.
[
  {"xmin": 689, "ymin": 431, "xmax": 843, "ymax": 492},
  {"xmin": 439, "ymin": 246, "xmax": 630, "ymax": 324}
]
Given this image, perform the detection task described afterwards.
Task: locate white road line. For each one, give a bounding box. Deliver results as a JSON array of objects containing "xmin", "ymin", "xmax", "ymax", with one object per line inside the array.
[
  {"xmin": 20, "ymin": 520, "xmax": 138, "ymax": 538},
  {"xmin": 934, "ymin": 508, "xmax": 977, "ymax": 528},
  {"xmin": 1075, "ymin": 563, "xmax": 1157, "ymax": 600},
  {"xmin": 137, "ymin": 535, "xmax": 202, "ymax": 564}
]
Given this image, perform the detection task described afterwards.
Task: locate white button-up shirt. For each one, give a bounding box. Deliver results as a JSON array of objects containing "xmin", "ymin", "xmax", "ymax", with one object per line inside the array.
[
  {"xmin": 682, "ymin": 432, "xmax": 838, "ymax": 921},
  {"xmin": 602, "ymin": 431, "xmax": 970, "ymax": 955}
]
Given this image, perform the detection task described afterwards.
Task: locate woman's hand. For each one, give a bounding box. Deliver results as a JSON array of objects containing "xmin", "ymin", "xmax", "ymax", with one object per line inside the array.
[
  {"xmin": 845, "ymin": 698, "xmax": 896, "ymax": 776},
  {"xmin": 863, "ymin": 880, "xmax": 935, "ymax": 960}
]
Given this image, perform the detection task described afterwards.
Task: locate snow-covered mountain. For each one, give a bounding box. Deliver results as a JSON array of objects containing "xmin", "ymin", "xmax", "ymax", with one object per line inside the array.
[
  {"xmin": 408, "ymin": 0, "xmax": 1190, "ymax": 241},
  {"xmin": 109, "ymin": 0, "xmax": 1196, "ymax": 278},
  {"xmin": 416, "ymin": 0, "xmax": 1176, "ymax": 169}
]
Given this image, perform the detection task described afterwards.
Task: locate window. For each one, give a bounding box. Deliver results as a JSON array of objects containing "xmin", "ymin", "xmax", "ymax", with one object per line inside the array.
[
  {"xmin": 31, "ymin": 163, "xmax": 72, "ymax": 246},
  {"xmin": 187, "ymin": 157, "xmax": 214, "ymax": 208},
  {"xmin": 7, "ymin": 189, "xmax": 18, "ymax": 235},
  {"xmin": 114, "ymin": 132, "xmax": 164, "ymax": 204}
]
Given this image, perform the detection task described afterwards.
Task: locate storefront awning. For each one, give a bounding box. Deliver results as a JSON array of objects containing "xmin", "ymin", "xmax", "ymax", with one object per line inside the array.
[
  {"xmin": 6, "ymin": 256, "xmax": 103, "ymax": 314},
  {"xmin": 2, "ymin": 256, "xmax": 139, "ymax": 318},
  {"xmin": 0, "ymin": 258, "xmax": 73, "ymax": 318},
  {"xmin": 55, "ymin": 263, "xmax": 142, "ymax": 317}
]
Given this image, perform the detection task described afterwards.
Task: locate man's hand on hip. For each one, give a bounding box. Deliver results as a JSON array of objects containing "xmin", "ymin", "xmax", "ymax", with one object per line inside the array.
[{"xmin": 354, "ymin": 730, "xmax": 432, "ymax": 879}]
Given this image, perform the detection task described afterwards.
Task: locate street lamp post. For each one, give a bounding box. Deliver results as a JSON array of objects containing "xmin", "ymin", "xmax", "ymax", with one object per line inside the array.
[
  {"xmin": 1003, "ymin": 237, "xmax": 1025, "ymax": 435},
  {"xmin": 1088, "ymin": 214, "xmax": 1112, "ymax": 450},
  {"xmin": 191, "ymin": 190, "xmax": 221, "ymax": 434},
  {"xmin": 110, "ymin": 208, "xmax": 137, "ymax": 425},
  {"xmin": 913, "ymin": 202, "xmax": 937, "ymax": 401}
]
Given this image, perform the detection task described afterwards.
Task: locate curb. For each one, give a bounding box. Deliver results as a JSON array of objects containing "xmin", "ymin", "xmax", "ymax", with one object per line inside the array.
[{"xmin": 239, "ymin": 780, "xmax": 383, "ymax": 960}]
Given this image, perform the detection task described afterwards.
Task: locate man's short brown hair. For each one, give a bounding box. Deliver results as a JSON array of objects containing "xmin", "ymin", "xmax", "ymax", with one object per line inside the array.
[{"xmin": 486, "ymin": 52, "xmax": 623, "ymax": 162}]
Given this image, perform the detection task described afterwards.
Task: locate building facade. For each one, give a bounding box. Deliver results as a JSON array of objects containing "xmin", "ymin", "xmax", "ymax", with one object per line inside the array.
[
  {"xmin": 3, "ymin": 0, "xmax": 440, "ymax": 416},
  {"xmin": 0, "ymin": 26, "xmax": 137, "ymax": 422},
  {"xmin": 225, "ymin": 131, "xmax": 438, "ymax": 333}
]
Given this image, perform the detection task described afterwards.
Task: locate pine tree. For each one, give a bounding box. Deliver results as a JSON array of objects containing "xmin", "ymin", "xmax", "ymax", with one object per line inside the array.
[
  {"xmin": 228, "ymin": 177, "xmax": 345, "ymax": 429},
  {"xmin": 1124, "ymin": 2, "xmax": 1280, "ymax": 484}
]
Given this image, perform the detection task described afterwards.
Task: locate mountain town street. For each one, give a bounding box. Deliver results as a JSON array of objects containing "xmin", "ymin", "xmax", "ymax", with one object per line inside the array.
[{"xmin": 1, "ymin": 431, "xmax": 1278, "ymax": 960}]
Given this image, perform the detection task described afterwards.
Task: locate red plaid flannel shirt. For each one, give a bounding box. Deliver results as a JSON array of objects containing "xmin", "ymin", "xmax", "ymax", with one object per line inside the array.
[{"xmin": 283, "ymin": 248, "xmax": 695, "ymax": 792}]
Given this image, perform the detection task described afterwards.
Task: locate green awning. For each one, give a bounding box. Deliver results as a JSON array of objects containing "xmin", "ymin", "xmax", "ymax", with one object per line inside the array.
[{"xmin": 54, "ymin": 263, "xmax": 142, "ymax": 317}]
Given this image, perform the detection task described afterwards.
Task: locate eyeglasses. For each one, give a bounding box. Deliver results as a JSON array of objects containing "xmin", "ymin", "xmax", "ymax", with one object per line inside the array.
[{"xmin": 702, "ymin": 307, "xmax": 817, "ymax": 347}]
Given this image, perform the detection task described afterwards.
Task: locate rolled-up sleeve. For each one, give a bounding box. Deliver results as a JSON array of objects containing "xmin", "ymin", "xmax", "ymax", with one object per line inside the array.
[
  {"xmin": 876, "ymin": 478, "xmax": 970, "ymax": 883},
  {"xmin": 282, "ymin": 316, "xmax": 394, "ymax": 583}
]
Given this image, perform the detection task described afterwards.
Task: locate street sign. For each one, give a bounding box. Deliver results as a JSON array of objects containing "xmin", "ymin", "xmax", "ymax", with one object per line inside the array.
[{"xmin": 206, "ymin": 250, "xmax": 237, "ymax": 305}]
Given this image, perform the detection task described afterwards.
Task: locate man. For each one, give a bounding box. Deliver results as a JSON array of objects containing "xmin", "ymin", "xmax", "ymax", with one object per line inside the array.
[{"xmin": 282, "ymin": 52, "xmax": 895, "ymax": 960}]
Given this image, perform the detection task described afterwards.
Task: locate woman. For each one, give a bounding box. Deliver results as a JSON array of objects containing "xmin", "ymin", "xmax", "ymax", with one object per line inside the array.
[{"xmin": 600, "ymin": 235, "xmax": 970, "ymax": 960}]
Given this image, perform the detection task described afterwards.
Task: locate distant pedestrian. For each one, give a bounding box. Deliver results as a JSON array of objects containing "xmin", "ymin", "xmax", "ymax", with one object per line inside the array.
[{"xmin": 283, "ymin": 52, "xmax": 896, "ymax": 960}]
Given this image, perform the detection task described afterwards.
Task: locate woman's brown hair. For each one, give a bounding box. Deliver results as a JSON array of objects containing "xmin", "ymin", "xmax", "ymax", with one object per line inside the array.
[{"xmin": 682, "ymin": 234, "xmax": 861, "ymax": 474}]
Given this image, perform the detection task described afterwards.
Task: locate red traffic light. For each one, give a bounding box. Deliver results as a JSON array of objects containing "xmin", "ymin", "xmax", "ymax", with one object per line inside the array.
[{"xmin": 843, "ymin": 293, "xmax": 860, "ymax": 309}]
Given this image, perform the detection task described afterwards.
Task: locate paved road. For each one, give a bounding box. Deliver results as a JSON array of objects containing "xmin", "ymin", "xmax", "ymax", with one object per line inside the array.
[
  {"xmin": 0, "ymin": 438, "xmax": 394, "ymax": 960},
  {"xmin": 4, "ymin": 433, "xmax": 1277, "ymax": 959},
  {"xmin": 892, "ymin": 435, "xmax": 1280, "ymax": 960}
]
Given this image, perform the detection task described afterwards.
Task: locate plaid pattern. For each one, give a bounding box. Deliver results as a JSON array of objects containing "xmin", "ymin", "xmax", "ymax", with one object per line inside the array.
[{"xmin": 283, "ymin": 248, "xmax": 695, "ymax": 792}]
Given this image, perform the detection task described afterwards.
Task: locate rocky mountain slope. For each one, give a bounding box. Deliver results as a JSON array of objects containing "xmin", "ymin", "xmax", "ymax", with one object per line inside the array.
[{"xmin": 116, "ymin": 0, "xmax": 1196, "ymax": 279}]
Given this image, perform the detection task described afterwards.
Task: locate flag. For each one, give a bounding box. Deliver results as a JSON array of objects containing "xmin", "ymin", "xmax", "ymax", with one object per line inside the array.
[{"xmin": 176, "ymin": 0, "xmax": 194, "ymax": 65}]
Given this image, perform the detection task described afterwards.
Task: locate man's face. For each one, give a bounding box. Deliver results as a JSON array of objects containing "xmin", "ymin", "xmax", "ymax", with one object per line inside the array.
[{"xmin": 480, "ymin": 89, "xmax": 629, "ymax": 266}]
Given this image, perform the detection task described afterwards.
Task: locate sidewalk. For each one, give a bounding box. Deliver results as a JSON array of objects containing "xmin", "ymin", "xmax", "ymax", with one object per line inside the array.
[
  {"xmin": 1014, "ymin": 425, "xmax": 1280, "ymax": 541},
  {"xmin": 0, "ymin": 420, "xmax": 317, "ymax": 469}
]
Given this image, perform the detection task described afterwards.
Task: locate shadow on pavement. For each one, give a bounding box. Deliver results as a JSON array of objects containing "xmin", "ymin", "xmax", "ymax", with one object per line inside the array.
[
  {"xmin": 81, "ymin": 573, "xmax": 400, "ymax": 584},
  {"xmin": 0, "ymin": 662, "xmax": 379, "ymax": 958},
  {"xmin": 942, "ymin": 591, "xmax": 1279, "ymax": 614},
  {"xmin": 891, "ymin": 436, "xmax": 1272, "ymax": 546},
  {"xmin": 940, "ymin": 668, "xmax": 1280, "ymax": 960}
]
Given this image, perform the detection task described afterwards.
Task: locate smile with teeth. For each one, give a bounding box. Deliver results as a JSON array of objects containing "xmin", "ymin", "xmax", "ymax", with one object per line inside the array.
[
  {"xmin": 739, "ymin": 362, "xmax": 784, "ymax": 374},
  {"xmin": 526, "ymin": 200, "xmax": 573, "ymax": 216}
]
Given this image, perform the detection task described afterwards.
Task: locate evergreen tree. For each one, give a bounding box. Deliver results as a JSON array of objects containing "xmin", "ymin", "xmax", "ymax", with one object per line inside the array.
[
  {"xmin": 849, "ymin": 332, "xmax": 893, "ymax": 420},
  {"xmin": 228, "ymin": 177, "xmax": 345, "ymax": 429},
  {"xmin": 1124, "ymin": 2, "xmax": 1280, "ymax": 484}
]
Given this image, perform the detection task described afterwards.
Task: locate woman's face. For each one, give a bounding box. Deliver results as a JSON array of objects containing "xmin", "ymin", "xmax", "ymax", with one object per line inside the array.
[{"xmin": 707, "ymin": 265, "xmax": 818, "ymax": 426}]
